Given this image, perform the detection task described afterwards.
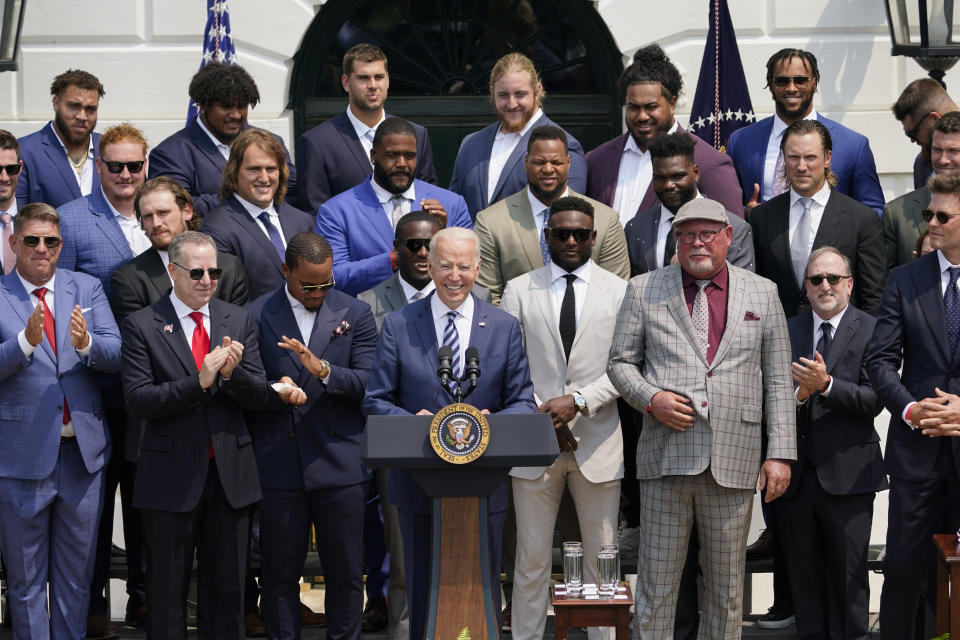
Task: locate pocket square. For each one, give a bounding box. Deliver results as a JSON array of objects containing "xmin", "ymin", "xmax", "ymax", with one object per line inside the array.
[{"xmin": 744, "ymin": 312, "xmax": 760, "ymax": 321}]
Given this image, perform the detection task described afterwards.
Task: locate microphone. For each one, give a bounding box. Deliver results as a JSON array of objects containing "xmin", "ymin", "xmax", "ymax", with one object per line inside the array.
[
  {"xmin": 437, "ymin": 345, "xmax": 453, "ymax": 386},
  {"xmin": 464, "ymin": 347, "xmax": 481, "ymax": 387}
]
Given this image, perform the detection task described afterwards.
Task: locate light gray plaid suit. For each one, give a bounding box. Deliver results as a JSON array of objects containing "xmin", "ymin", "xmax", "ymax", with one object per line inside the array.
[{"xmin": 608, "ymin": 262, "xmax": 796, "ymax": 639}]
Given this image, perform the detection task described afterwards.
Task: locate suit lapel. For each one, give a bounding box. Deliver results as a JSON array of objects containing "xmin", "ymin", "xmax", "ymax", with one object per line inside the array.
[
  {"xmin": 42, "ymin": 125, "xmax": 81, "ymax": 201},
  {"xmin": 475, "ymin": 126, "xmax": 497, "ymax": 207},
  {"xmin": 356, "ymin": 181, "xmax": 397, "ymax": 248},
  {"xmin": 510, "ymin": 188, "xmax": 544, "ymax": 269},
  {"xmin": 664, "ymin": 267, "xmax": 707, "ymax": 366},
  {"xmin": 262, "ymin": 288, "xmax": 306, "ymax": 375},
  {"xmin": 334, "ymin": 112, "xmax": 373, "ymax": 174},
  {"xmin": 227, "ymin": 197, "xmax": 284, "ymax": 274},
  {"xmin": 383, "ymin": 273, "xmax": 408, "ymax": 311},
  {"xmin": 643, "ymin": 205, "xmax": 663, "ymax": 271},
  {"xmin": 414, "ymin": 297, "xmax": 439, "ymax": 366},
  {"xmin": 712, "ymin": 266, "xmax": 746, "ymax": 367},
  {"xmin": 769, "ymin": 199, "xmax": 794, "ymax": 284},
  {"xmin": 468, "ymin": 294, "xmax": 491, "ymax": 359},
  {"xmin": 155, "ymin": 297, "xmax": 198, "ymax": 375},
  {"xmin": 824, "ymin": 307, "xmax": 857, "ymax": 370},
  {"xmin": 188, "ymin": 119, "xmax": 228, "ymax": 177},
  {"xmin": 143, "ymin": 250, "xmax": 174, "ymax": 298},
  {"xmin": 53, "ymin": 273, "xmax": 75, "ymax": 360},
  {"xmin": 914, "ymin": 254, "xmax": 950, "ymax": 362},
  {"xmin": 906, "ymin": 187, "xmax": 930, "ymax": 235},
  {"xmin": 307, "ymin": 296, "xmax": 347, "ymax": 360},
  {"xmin": 208, "ymin": 299, "xmax": 229, "ymax": 353},
  {"xmin": 492, "ymin": 114, "xmax": 546, "ymax": 202},
  {"xmin": 794, "ymin": 311, "xmax": 815, "ymax": 359},
  {"xmin": 749, "ymin": 118, "xmax": 774, "ymax": 193},
  {"xmin": 530, "ymin": 268, "xmax": 565, "ymax": 359},
  {"xmin": 91, "ymin": 190, "xmax": 135, "ymax": 261},
  {"xmin": 572, "ymin": 266, "xmax": 608, "ymax": 352},
  {"xmin": 276, "ymin": 204, "xmax": 304, "ymax": 243}
]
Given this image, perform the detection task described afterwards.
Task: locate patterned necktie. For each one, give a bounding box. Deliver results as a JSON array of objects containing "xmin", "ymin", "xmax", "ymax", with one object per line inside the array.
[
  {"xmin": 663, "ymin": 215, "xmax": 676, "ymax": 267},
  {"xmin": 559, "ymin": 274, "xmax": 577, "ymax": 361},
  {"xmin": 791, "ymin": 197, "xmax": 813, "ymax": 287},
  {"xmin": 390, "ymin": 196, "xmax": 405, "ymax": 228},
  {"xmin": 946, "ymin": 267, "xmax": 960, "ymax": 355},
  {"xmin": 412, "ymin": 291, "xmax": 425, "ymax": 301},
  {"xmin": 257, "ymin": 211, "xmax": 286, "ymax": 260},
  {"xmin": 772, "ymin": 148, "xmax": 789, "ymax": 196},
  {"xmin": 442, "ymin": 310, "xmax": 461, "ymax": 388},
  {"xmin": 0, "ymin": 213, "xmax": 14, "ymax": 275},
  {"xmin": 816, "ymin": 322, "xmax": 832, "ymax": 358},
  {"xmin": 539, "ymin": 209, "xmax": 551, "ymax": 265},
  {"xmin": 34, "ymin": 287, "xmax": 70, "ymax": 425},
  {"xmin": 692, "ymin": 279, "xmax": 711, "ymax": 359}
]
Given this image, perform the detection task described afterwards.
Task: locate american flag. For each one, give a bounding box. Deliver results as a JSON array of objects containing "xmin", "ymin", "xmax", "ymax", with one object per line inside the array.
[
  {"xmin": 186, "ymin": 0, "xmax": 238, "ymax": 124},
  {"xmin": 688, "ymin": 0, "xmax": 754, "ymax": 152}
]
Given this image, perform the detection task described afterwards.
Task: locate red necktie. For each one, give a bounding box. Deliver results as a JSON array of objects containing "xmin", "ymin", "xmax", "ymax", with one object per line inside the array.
[
  {"xmin": 34, "ymin": 287, "xmax": 70, "ymax": 425},
  {"xmin": 189, "ymin": 311, "xmax": 213, "ymax": 458}
]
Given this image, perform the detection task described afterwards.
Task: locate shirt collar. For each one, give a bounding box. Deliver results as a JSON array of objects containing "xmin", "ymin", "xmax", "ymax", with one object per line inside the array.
[
  {"xmin": 789, "ymin": 180, "xmax": 831, "ymax": 209},
  {"xmin": 284, "ymin": 284, "xmax": 315, "ymax": 315},
  {"xmin": 938, "ymin": 250, "xmax": 960, "ymax": 271},
  {"xmin": 169, "ymin": 289, "xmax": 210, "ymax": 319},
  {"xmin": 431, "ymin": 289, "xmax": 475, "ymax": 321},
  {"xmin": 370, "ymin": 175, "xmax": 415, "ymax": 205},
  {"xmin": 49, "ymin": 121, "xmax": 94, "ymax": 159},
  {"xmin": 526, "ymin": 186, "xmax": 569, "ymax": 218},
  {"xmin": 624, "ymin": 120, "xmax": 679, "ymax": 156},
  {"xmin": 495, "ymin": 108, "xmax": 543, "ymax": 141},
  {"xmin": 812, "ymin": 305, "xmax": 847, "ymax": 332},
  {"xmin": 345, "ymin": 106, "xmax": 386, "ymax": 141},
  {"xmin": 234, "ymin": 193, "xmax": 278, "ymax": 218},
  {"xmin": 100, "ymin": 186, "xmax": 133, "ymax": 221},
  {"xmin": 681, "ymin": 263, "xmax": 729, "ymax": 290},
  {"xmin": 772, "ymin": 110, "xmax": 819, "ymax": 139},
  {"xmin": 550, "ymin": 258, "xmax": 592, "ymax": 285},
  {"xmin": 399, "ymin": 275, "xmax": 435, "ymax": 302},
  {"xmin": 1, "ymin": 199, "xmax": 18, "ymax": 216},
  {"xmin": 195, "ymin": 115, "xmax": 232, "ymax": 155},
  {"xmin": 17, "ymin": 269, "xmax": 55, "ymax": 295}
]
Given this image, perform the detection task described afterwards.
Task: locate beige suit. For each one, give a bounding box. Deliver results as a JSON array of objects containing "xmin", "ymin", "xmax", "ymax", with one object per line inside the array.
[
  {"xmin": 475, "ymin": 187, "xmax": 630, "ymax": 305},
  {"xmin": 608, "ymin": 262, "xmax": 796, "ymax": 639},
  {"xmin": 501, "ymin": 261, "xmax": 626, "ymax": 640}
]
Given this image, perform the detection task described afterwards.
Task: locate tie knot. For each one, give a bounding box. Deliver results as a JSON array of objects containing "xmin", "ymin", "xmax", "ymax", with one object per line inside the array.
[
  {"xmin": 0, "ymin": 213, "xmax": 11, "ymax": 226},
  {"xmin": 950, "ymin": 267, "xmax": 960, "ymax": 286},
  {"xmin": 32, "ymin": 287, "xmax": 47, "ymax": 300},
  {"xmin": 188, "ymin": 311, "xmax": 204, "ymax": 326},
  {"xmin": 820, "ymin": 322, "xmax": 832, "ymax": 338},
  {"xmin": 798, "ymin": 197, "xmax": 813, "ymax": 212},
  {"xmin": 258, "ymin": 211, "xmax": 270, "ymax": 222},
  {"xmin": 696, "ymin": 279, "xmax": 710, "ymax": 292},
  {"xmin": 365, "ymin": 129, "xmax": 376, "ymax": 143},
  {"xmin": 446, "ymin": 310, "xmax": 457, "ymax": 322},
  {"xmin": 563, "ymin": 274, "xmax": 577, "ymax": 286}
]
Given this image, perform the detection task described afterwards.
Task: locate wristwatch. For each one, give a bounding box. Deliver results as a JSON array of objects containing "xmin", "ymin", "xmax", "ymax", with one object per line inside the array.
[
  {"xmin": 572, "ymin": 391, "xmax": 588, "ymax": 415},
  {"xmin": 316, "ymin": 358, "xmax": 331, "ymax": 380}
]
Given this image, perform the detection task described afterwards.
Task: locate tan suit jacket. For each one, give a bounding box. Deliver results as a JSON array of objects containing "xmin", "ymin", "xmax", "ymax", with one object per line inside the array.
[
  {"xmin": 474, "ymin": 187, "xmax": 630, "ymax": 305},
  {"xmin": 608, "ymin": 263, "xmax": 797, "ymax": 489},
  {"xmin": 500, "ymin": 261, "xmax": 626, "ymax": 483}
]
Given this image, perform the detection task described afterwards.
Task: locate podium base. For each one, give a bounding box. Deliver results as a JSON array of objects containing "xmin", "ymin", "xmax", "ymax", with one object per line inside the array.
[{"xmin": 425, "ymin": 495, "xmax": 499, "ymax": 639}]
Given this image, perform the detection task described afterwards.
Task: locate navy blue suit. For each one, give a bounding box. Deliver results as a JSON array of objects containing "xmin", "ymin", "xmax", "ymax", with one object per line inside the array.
[
  {"xmin": 295, "ymin": 111, "xmax": 437, "ymax": 212},
  {"xmin": 16, "ymin": 123, "xmax": 101, "ymax": 209},
  {"xmin": 363, "ymin": 292, "xmax": 536, "ymax": 640},
  {"xmin": 202, "ymin": 196, "xmax": 315, "ymax": 300},
  {"xmin": 147, "ymin": 118, "xmax": 298, "ymax": 217},
  {"xmin": 314, "ymin": 179, "xmax": 472, "ymax": 296},
  {"xmin": 247, "ymin": 286, "xmax": 377, "ymax": 640},
  {"xmin": 449, "ymin": 113, "xmax": 586, "ymax": 219},
  {"xmin": 727, "ymin": 115, "xmax": 884, "ymax": 215},
  {"xmin": 867, "ymin": 252, "xmax": 960, "ymax": 638}
]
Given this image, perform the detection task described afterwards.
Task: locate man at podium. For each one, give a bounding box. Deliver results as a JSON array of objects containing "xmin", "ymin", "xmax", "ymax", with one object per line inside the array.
[{"xmin": 364, "ymin": 226, "xmax": 537, "ymax": 639}]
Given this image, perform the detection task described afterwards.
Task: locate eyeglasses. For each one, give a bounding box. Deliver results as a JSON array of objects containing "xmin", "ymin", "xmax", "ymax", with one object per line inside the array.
[
  {"xmin": 922, "ymin": 209, "xmax": 960, "ymax": 224},
  {"xmin": 773, "ymin": 75, "xmax": 811, "ymax": 88},
  {"xmin": 546, "ymin": 227, "xmax": 593, "ymax": 243},
  {"xmin": 905, "ymin": 112, "xmax": 932, "ymax": 143},
  {"xmin": 676, "ymin": 228, "xmax": 726, "ymax": 245},
  {"xmin": 401, "ymin": 238, "xmax": 430, "ymax": 253},
  {"xmin": 0, "ymin": 163, "xmax": 20, "ymax": 176},
  {"xmin": 171, "ymin": 262, "xmax": 223, "ymax": 280},
  {"xmin": 103, "ymin": 160, "xmax": 145, "ymax": 174},
  {"xmin": 805, "ymin": 273, "xmax": 850, "ymax": 286},
  {"xmin": 294, "ymin": 275, "xmax": 335, "ymax": 292},
  {"xmin": 21, "ymin": 235, "xmax": 61, "ymax": 249}
]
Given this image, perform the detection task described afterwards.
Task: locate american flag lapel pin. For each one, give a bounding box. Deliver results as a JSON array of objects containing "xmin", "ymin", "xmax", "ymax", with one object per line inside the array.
[
  {"xmin": 478, "ymin": 321, "xmax": 486, "ymax": 327},
  {"xmin": 163, "ymin": 324, "xmax": 174, "ymax": 334}
]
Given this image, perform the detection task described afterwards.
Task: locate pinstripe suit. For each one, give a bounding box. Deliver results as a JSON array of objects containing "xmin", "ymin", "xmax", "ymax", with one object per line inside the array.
[{"xmin": 608, "ymin": 262, "xmax": 796, "ymax": 639}]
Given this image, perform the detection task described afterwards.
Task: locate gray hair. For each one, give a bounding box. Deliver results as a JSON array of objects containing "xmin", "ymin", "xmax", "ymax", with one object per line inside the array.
[
  {"xmin": 429, "ymin": 227, "xmax": 481, "ymax": 267},
  {"xmin": 168, "ymin": 230, "xmax": 216, "ymax": 265},
  {"xmin": 805, "ymin": 246, "xmax": 851, "ymax": 277}
]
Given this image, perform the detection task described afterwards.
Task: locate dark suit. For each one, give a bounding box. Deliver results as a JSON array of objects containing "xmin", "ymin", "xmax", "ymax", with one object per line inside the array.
[
  {"xmin": 247, "ymin": 286, "xmax": 377, "ymax": 640},
  {"xmin": 867, "ymin": 251, "xmax": 960, "ymax": 639},
  {"xmin": 202, "ymin": 196, "xmax": 315, "ymax": 300},
  {"xmin": 363, "ymin": 293, "xmax": 537, "ymax": 640},
  {"xmin": 147, "ymin": 118, "xmax": 298, "ymax": 217},
  {"xmin": 585, "ymin": 128, "xmax": 744, "ymax": 218},
  {"xmin": 16, "ymin": 123, "xmax": 101, "ymax": 208},
  {"xmin": 295, "ymin": 111, "xmax": 437, "ymax": 212},
  {"xmin": 750, "ymin": 189, "xmax": 886, "ymax": 318},
  {"xmin": 121, "ymin": 296, "xmax": 274, "ymax": 640},
  {"xmin": 882, "ymin": 186, "xmax": 929, "ymax": 271},
  {"xmin": 780, "ymin": 306, "xmax": 886, "ymax": 639},
  {"xmin": 626, "ymin": 202, "xmax": 755, "ymax": 276},
  {"xmin": 915, "ymin": 152, "xmax": 934, "ymax": 190},
  {"xmin": 449, "ymin": 112, "xmax": 586, "ymax": 219}
]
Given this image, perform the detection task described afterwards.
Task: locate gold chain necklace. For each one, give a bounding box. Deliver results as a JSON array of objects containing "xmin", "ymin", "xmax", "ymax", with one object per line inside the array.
[{"xmin": 67, "ymin": 152, "xmax": 86, "ymax": 175}]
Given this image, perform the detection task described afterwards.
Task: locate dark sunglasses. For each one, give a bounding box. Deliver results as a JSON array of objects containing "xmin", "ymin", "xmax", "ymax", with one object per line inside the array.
[
  {"xmin": 772, "ymin": 75, "xmax": 811, "ymax": 88},
  {"xmin": 171, "ymin": 262, "xmax": 222, "ymax": 280},
  {"xmin": 676, "ymin": 228, "xmax": 725, "ymax": 245},
  {"xmin": 21, "ymin": 235, "xmax": 61, "ymax": 249},
  {"xmin": 103, "ymin": 160, "xmax": 145, "ymax": 174},
  {"xmin": 401, "ymin": 238, "xmax": 430, "ymax": 253},
  {"xmin": 546, "ymin": 227, "xmax": 592, "ymax": 243},
  {"xmin": 295, "ymin": 275, "xmax": 335, "ymax": 293},
  {"xmin": 0, "ymin": 163, "xmax": 21, "ymax": 176},
  {"xmin": 905, "ymin": 112, "xmax": 931, "ymax": 143},
  {"xmin": 805, "ymin": 273, "xmax": 850, "ymax": 286},
  {"xmin": 922, "ymin": 209, "xmax": 960, "ymax": 224}
]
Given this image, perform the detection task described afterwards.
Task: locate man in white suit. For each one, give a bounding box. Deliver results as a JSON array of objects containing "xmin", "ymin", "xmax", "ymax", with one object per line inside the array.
[
  {"xmin": 501, "ymin": 195, "xmax": 626, "ymax": 640},
  {"xmin": 608, "ymin": 198, "xmax": 796, "ymax": 639}
]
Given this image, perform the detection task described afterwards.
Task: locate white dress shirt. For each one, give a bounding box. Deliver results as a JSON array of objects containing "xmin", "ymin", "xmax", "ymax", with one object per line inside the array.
[
  {"xmin": 234, "ymin": 195, "xmax": 287, "ymax": 250},
  {"xmin": 549, "ymin": 259, "xmax": 591, "ymax": 329},
  {"xmin": 399, "ymin": 276, "xmax": 435, "ymax": 303},
  {"xmin": 526, "ymin": 186, "xmax": 569, "ymax": 242},
  {"xmin": 101, "ymin": 188, "xmax": 151, "ymax": 256},
  {"xmin": 285, "ymin": 286, "xmax": 317, "ymax": 345},
  {"xmin": 613, "ymin": 121, "xmax": 679, "ymax": 227},
  {"xmin": 346, "ymin": 106, "xmax": 386, "ymax": 164},
  {"xmin": 169, "ymin": 291, "xmax": 210, "ymax": 342},
  {"xmin": 196, "ymin": 116, "xmax": 231, "ymax": 160},
  {"xmin": 431, "ymin": 292, "xmax": 474, "ymax": 375},
  {"xmin": 788, "ymin": 182, "xmax": 831, "ymax": 251},
  {"xmin": 51, "ymin": 122, "xmax": 94, "ymax": 196},
  {"xmin": 487, "ymin": 108, "xmax": 543, "ymax": 205},
  {"xmin": 370, "ymin": 175, "xmax": 415, "ymax": 228},
  {"xmin": 795, "ymin": 306, "xmax": 846, "ymax": 404},
  {"xmin": 763, "ymin": 110, "xmax": 819, "ymax": 201}
]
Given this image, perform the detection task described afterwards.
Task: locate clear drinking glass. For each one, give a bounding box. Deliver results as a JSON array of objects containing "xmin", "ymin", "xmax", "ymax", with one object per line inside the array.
[
  {"xmin": 597, "ymin": 550, "xmax": 619, "ymax": 597},
  {"xmin": 563, "ymin": 546, "xmax": 584, "ymax": 596}
]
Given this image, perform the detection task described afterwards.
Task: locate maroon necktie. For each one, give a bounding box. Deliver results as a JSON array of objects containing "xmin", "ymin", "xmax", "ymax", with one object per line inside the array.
[
  {"xmin": 189, "ymin": 311, "xmax": 213, "ymax": 458},
  {"xmin": 34, "ymin": 287, "xmax": 70, "ymax": 425}
]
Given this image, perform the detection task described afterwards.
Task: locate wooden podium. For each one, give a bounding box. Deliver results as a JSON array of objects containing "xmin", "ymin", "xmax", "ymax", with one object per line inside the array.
[{"xmin": 363, "ymin": 412, "xmax": 558, "ymax": 639}]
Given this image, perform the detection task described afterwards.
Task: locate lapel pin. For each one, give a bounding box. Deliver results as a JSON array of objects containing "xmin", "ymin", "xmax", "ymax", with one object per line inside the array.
[
  {"xmin": 163, "ymin": 324, "xmax": 174, "ymax": 334},
  {"xmin": 478, "ymin": 321, "xmax": 486, "ymax": 327}
]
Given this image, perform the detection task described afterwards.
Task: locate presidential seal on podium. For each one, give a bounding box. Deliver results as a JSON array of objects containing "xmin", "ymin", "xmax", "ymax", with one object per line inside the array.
[{"xmin": 429, "ymin": 403, "xmax": 490, "ymax": 464}]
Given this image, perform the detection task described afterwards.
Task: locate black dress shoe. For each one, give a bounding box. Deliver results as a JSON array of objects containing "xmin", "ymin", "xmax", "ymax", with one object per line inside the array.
[
  {"xmin": 300, "ymin": 602, "xmax": 326, "ymax": 628},
  {"xmin": 124, "ymin": 596, "xmax": 147, "ymax": 628},
  {"xmin": 86, "ymin": 613, "xmax": 120, "ymax": 640},
  {"xmin": 745, "ymin": 528, "xmax": 774, "ymax": 561},
  {"xmin": 756, "ymin": 602, "xmax": 796, "ymax": 629},
  {"xmin": 361, "ymin": 596, "xmax": 388, "ymax": 632}
]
